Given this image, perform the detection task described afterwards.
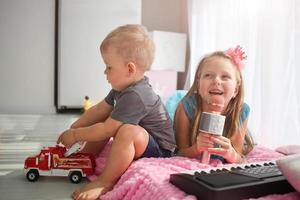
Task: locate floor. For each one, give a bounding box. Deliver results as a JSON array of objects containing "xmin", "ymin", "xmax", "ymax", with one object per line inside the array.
[{"xmin": 0, "ymin": 114, "xmax": 90, "ymax": 200}]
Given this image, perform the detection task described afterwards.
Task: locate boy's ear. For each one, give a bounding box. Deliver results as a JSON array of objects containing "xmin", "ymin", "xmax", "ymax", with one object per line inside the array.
[{"xmin": 127, "ymin": 62, "xmax": 137, "ymax": 75}]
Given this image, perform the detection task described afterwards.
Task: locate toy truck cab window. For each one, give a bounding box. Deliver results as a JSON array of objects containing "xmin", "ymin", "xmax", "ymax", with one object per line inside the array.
[
  {"xmin": 40, "ymin": 153, "xmax": 45, "ymax": 161},
  {"xmin": 53, "ymin": 154, "xmax": 59, "ymax": 167}
]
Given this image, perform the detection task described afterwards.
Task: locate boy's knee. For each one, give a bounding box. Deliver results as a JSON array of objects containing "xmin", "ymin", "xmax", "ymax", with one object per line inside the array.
[
  {"xmin": 116, "ymin": 124, "xmax": 149, "ymax": 157},
  {"xmin": 116, "ymin": 124, "xmax": 147, "ymax": 140}
]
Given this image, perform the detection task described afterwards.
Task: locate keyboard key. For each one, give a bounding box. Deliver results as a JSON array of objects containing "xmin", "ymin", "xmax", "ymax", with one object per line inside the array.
[{"xmin": 232, "ymin": 165, "xmax": 282, "ymax": 179}]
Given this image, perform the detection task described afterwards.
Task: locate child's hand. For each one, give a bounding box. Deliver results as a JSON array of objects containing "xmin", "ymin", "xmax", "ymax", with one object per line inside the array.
[
  {"xmin": 195, "ymin": 133, "xmax": 214, "ymax": 153},
  {"xmin": 56, "ymin": 129, "xmax": 77, "ymax": 149},
  {"xmin": 207, "ymin": 135, "xmax": 240, "ymax": 163}
]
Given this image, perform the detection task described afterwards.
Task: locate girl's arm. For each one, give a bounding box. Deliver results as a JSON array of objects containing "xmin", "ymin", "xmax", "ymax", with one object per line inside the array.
[
  {"xmin": 71, "ymin": 100, "xmax": 113, "ymax": 128},
  {"xmin": 228, "ymin": 118, "xmax": 249, "ymax": 163},
  {"xmin": 230, "ymin": 118, "xmax": 249, "ymax": 155},
  {"xmin": 174, "ymin": 102, "xmax": 201, "ymax": 158}
]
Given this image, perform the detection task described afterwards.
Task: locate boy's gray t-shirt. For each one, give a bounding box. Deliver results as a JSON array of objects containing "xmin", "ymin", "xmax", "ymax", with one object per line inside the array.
[{"xmin": 104, "ymin": 76, "xmax": 176, "ymax": 152}]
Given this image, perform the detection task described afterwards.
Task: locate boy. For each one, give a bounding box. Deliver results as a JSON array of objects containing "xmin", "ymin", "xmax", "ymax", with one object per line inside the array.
[{"xmin": 57, "ymin": 24, "xmax": 176, "ymax": 200}]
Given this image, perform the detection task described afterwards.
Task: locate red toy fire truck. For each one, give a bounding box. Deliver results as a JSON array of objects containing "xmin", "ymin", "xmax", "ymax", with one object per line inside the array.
[{"xmin": 24, "ymin": 144, "xmax": 95, "ymax": 184}]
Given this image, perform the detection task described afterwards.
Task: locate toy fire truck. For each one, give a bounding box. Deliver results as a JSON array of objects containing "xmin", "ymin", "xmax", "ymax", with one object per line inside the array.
[{"xmin": 24, "ymin": 144, "xmax": 95, "ymax": 184}]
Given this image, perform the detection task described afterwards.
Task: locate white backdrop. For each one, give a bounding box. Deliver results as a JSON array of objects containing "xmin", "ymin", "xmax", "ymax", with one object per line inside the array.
[
  {"xmin": 58, "ymin": 0, "xmax": 141, "ymax": 109},
  {"xmin": 187, "ymin": 0, "xmax": 300, "ymax": 148}
]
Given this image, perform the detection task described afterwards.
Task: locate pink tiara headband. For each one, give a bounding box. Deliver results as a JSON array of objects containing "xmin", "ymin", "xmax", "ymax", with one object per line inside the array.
[{"xmin": 225, "ymin": 45, "xmax": 247, "ymax": 70}]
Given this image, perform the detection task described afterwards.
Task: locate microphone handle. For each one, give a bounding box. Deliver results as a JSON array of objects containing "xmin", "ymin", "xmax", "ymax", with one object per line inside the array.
[{"xmin": 201, "ymin": 150, "xmax": 211, "ymax": 164}]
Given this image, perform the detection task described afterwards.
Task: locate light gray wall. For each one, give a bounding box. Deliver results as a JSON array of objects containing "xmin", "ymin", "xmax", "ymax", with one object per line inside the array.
[
  {"xmin": 0, "ymin": 0, "xmax": 187, "ymax": 114},
  {"xmin": 142, "ymin": 0, "xmax": 189, "ymax": 89},
  {"xmin": 142, "ymin": 0, "xmax": 187, "ymax": 33},
  {"xmin": 0, "ymin": 0, "xmax": 55, "ymax": 114}
]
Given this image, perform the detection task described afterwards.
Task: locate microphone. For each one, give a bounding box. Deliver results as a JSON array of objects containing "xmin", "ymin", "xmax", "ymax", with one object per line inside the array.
[{"xmin": 199, "ymin": 112, "xmax": 225, "ymax": 164}]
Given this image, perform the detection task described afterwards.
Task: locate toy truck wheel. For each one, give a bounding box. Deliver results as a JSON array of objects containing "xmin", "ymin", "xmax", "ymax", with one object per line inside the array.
[
  {"xmin": 69, "ymin": 171, "xmax": 82, "ymax": 184},
  {"xmin": 26, "ymin": 169, "xmax": 39, "ymax": 182}
]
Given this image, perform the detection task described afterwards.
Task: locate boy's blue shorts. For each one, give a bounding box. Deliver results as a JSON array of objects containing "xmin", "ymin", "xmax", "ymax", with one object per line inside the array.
[{"xmin": 141, "ymin": 134, "xmax": 173, "ymax": 158}]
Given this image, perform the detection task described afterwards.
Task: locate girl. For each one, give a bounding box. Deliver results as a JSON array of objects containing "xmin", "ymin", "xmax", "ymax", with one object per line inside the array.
[{"xmin": 174, "ymin": 46, "xmax": 253, "ymax": 163}]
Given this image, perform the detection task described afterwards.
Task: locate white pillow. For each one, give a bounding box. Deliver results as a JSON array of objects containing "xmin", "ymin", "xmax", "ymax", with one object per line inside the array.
[
  {"xmin": 276, "ymin": 154, "xmax": 300, "ymax": 193},
  {"xmin": 276, "ymin": 145, "xmax": 300, "ymax": 155}
]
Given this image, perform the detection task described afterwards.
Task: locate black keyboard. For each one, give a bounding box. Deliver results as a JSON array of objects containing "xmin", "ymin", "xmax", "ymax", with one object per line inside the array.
[
  {"xmin": 229, "ymin": 162, "xmax": 283, "ymax": 179},
  {"xmin": 170, "ymin": 161, "xmax": 295, "ymax": 200}
]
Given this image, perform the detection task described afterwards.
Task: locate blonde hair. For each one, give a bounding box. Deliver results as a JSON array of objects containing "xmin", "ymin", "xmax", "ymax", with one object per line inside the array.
[
  {"xmin": 100, "ymin": 24, "xmax": 155, "ymax": 71},
  {"xmin": 186, "ymin": 51, "xmax": 253, "ymax": 155}
]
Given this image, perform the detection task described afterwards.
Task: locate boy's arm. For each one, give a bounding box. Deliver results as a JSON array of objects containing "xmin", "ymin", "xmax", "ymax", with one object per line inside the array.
[
  {"xmin": 57, "ymin": 116, "xmax": 123, "ymax": 148},
  {"xmin": 71, "ymin": 100, "xmax": 113, "ymax": 128},
  {"xmin": 73, "ymin": 117, "xmax": 123, "ymax": 142}
]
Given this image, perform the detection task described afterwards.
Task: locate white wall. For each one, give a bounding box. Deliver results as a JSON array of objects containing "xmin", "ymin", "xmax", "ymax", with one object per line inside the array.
[
  {"xmin": 296, "ymin": 0, "xmax": 300, "ymax": 114},
  {"xmin": 0, "ymin": 0, "xmax": 55, "ymax": 114},
  {"xmin": 0, "ymin": 0, "xmax": 187, "ymax": 114},
  {"xmin": 58, "ymin": 0, "xmax": 141, "ymax": 109}
]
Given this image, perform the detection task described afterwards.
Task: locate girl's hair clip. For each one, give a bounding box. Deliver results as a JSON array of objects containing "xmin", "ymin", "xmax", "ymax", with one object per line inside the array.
[{"xmin": 225, "ymin": 45, "xmax": 247, "ymax": 70}]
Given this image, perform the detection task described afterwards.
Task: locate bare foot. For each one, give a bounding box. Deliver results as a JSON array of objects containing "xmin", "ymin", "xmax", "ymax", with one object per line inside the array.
[{"xmin": 72, "ymin": 180, "xmax": 113, "ymax": 200}]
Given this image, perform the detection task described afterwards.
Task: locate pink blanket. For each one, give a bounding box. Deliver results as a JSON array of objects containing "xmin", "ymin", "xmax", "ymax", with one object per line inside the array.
[{"xmin": 89, "ymin": 142, "xmax": 299, "ymax": 200}]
